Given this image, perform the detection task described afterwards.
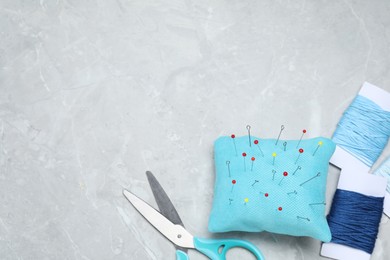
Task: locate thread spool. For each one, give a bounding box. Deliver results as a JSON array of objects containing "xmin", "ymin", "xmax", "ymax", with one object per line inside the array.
[
  {"xmin": 327, "ymin": 189, "xmax": 383, "ymax": 254},
  {"xmin": 321, "ymin": 170, "xmax": 387, "ymax": 260},
  {"xmin": 332, "ymin": 95, "xmax": 390, "ymax": 167},
  {"xmin": 331, "ymin": 82, "xmax": 390, "ymax": 170}
]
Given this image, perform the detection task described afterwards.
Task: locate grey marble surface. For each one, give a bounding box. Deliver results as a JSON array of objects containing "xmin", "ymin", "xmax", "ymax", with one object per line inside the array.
[{"xmin": 1, "ymin": 0, "xmax": 390, "ymax": 259}]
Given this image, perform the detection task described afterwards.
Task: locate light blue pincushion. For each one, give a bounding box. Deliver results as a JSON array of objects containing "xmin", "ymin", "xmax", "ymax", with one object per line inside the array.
[{"xmin": 208, "ymin": 136, "xmax": 336, "ymax": 242}]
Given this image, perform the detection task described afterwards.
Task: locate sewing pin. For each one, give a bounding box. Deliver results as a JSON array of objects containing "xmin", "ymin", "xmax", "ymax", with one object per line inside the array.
[
  {"xmin": 259, "ymin": 191, "xmax": 269, "ymax": 197},
  {"xmin": 251, "ymin": 180, "xmax": 259, "ymax": 187},
  {"xmin": 279, "ymin": 171, "xmax": 288, "ymax": 185},
  {"xmin": 229, "ymin": 198, "xmax": 233, "ymax": 205},
  {"xmin": 231, "ymin": 179, "xmax": 236, "ymax": 192},
  {"xmin": 292, "ymin": 166, "xmax": 301, "ymax": 175},
  {"xmin": 283, "ymin": 142, "xmax": 287, "ymax": 151},
  {"xmin": 296, "ymin": 129, "xmax": 306, "ymax": 148},
  {"xmin": 272, "ymin": 152, "xmax": 277, "ymax": 165},
  {"xmin": 226, "ymin": 161, "xmax": 231, "ymax": 177},
  {"xmin": 312, "ymin": 141, "xmax": 323, "ymax": 156},
  {"xmin": 251, "ymin": 157, "xmax": 255, "ymax": 171},
  {"xmin": 242, "ymin": 152, "xmax": 247, "ymax": 171},
  {"xmin": 300, "ymin": 172, "xmax": 321, "ymax": 186},
  {"xmin": 231, "ymin": 134, "xmax": 238, "ymax": 156},
  {"xmin": 287, "ymin": 190, "xmax": 297, "ymax": 195},
  {"xmin": 275, "ymin": 125, "xmax": 285, "ymax": 145},
  {"xmin": 246, "ymin": 125, "xmax": 252, "ymax": 147},
  {"xmin": 295, "ymin": 148, "xmax": 304, "ymax": 164},
  {"xmin": 297, "ymin": 216, "xmax": 310, "ymax": 222},
  {"xmin": 253, "ymin": 140, "xmax": 264, "ymax": 157},
  {"xmin": 278, "ymin": 207, "xmax": 283, "ymax": 211},
  {"xmin": 309, "ymin": 202, "xmax": 326, "ymax": 206},
  {"xmin": 244, "ymin": 198, "xmax": 249, "ymax": 205},
  {"xmin": 272, "ymin": 169, "xmax": 276, "ymax": 180}
]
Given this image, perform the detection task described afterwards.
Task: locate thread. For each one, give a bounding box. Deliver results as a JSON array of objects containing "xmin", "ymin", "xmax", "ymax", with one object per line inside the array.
[
  {"xmin": 327, "ymin": 189, "xmax": 384, "ymax": 254},
  {"xmin": 332, "ymin": 95, "xmax": 390, "ymax": 167},
  {"xmin": 374, "ymin": 156, "xmax": 390, "ymax": 193}
]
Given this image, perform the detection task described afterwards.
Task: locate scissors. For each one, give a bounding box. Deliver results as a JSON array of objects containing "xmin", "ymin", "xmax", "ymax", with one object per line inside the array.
[{"xmin": 123, "ymin": 171, "xmax": 265, "ymax": 260}]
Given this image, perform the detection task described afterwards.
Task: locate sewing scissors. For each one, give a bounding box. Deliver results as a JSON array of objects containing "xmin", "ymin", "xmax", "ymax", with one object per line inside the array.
[{"xmin": 123, "ymin": 171, "xmax": 265, "ymax": 260}]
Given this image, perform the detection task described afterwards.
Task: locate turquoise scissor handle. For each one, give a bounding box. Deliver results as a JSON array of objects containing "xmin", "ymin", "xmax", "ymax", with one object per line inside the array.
[
  {"xmin": 193, "ymin": 237, "xmax": 265, "ymax": 260},
  {"xmin": 176, "ymin": 249, "xmax": 189, "ymax": 260}
]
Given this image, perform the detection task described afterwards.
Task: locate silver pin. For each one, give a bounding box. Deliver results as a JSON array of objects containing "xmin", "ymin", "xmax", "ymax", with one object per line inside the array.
[
  {"xmin": 246, "ymin": 125, "xmax": 252, "ymax": 147},
  {"xmin": 309, "ymin": 202, "xmax": 326, "ymax": 206},
  {"xmin": 283, "ymin": 142, "xmax": 287, "ymax": 151},
  {"xmin": 251, "ymin": 180, "xmax": 259, "ymax": 187},
  {"xmin": 296, "ymin": 129, "xmax": 307, "ymax": 148},
  {"xmin": 287, "ymin": 190, "xmax": 297, "ymax": 195},
  {"xmin": 300, "ymin": 172, "xmax": 321, "ymax": 186},
  {"xmin": 231, "ymin": 134, "xmax": 238, "ymax": 156},
  {"xmin": 275, "ymin": 125, "xmax": 285, "ymax": 145},
  {"xmin": 226, "ymin": 161, "xmax": 231, "ymax": 177},
  {"xmin": 272, "ymin": 169, "xmax": 276, "ymax": 181},
  {"xmin": 292, "ymin": 166, "xmax": 302, "ymax": 175},
  {"xmin": 297, "ymin": 216, "xmax": 310, "ymax": 222}
]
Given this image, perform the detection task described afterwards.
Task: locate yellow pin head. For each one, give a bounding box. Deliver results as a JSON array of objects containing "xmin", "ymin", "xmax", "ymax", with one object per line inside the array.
[
  {"xmin": 318, "ymin": 141, "xmax": 323, "ymax": 146},
  {"xmin": 272, "ymin": 152, "xmax": 277, "ymax": 157},
  {"xmin": 244, "ymin": 198, "xmax": 249, "ymax": 203}
]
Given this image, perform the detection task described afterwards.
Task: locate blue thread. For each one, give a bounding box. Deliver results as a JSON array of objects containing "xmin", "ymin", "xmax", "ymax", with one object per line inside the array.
[
  {"xmin": 332, "ymin": 95, "xmax": 390, "ymax": 167},
  {"xmin": 374, "ymin": 156, "xmax": 390, "ymax": 193},
  {"xmin": 327, "ymin": 189, "xmax": 384, "ymax": 254}
]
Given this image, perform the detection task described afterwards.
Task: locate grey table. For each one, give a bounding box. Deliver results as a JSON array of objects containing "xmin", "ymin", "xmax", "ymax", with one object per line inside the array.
[{"xmin": 1, "ymin": 0, "xmax": 390, "ymax": 259}]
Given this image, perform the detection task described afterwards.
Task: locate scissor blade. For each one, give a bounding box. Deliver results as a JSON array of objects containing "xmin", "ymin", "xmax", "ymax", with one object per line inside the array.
[
  {"xmin": 145, "ymin": 171, "xmax": 184, "ymax": 226},
  {"xmin": 145, "ymin": 171, "xmax": 189, "ymax": 254},
  {"xmin": 123, "ymin": 189, "xmax": 195, "ymax": 249}
]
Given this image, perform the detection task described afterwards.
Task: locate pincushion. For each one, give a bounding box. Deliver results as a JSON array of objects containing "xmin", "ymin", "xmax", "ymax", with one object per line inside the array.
[{"xmin": 208, "ymin": 136, "xmax": 336, "ymax": 242}]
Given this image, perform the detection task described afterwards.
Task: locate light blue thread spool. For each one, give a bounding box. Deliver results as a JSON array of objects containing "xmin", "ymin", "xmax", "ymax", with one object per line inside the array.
[{"xmin": 332, "ymin": 95, "xmax": 390, "ymax": 167}]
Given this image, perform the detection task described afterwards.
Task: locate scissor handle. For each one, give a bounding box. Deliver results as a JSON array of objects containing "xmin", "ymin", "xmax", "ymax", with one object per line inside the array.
[
  {"xmin": 193, "ymin": 237, "xmax": 265, "ymax": 260},
  {"xmin": 176, "ymin": 249, "xmax": 189, "ymax": 260}
]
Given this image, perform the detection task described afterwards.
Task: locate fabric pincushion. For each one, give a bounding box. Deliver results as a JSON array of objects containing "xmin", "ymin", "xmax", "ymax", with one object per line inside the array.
[{"xmin": 208, "ymin": 136, "xmax": 336, "ymax": 242}]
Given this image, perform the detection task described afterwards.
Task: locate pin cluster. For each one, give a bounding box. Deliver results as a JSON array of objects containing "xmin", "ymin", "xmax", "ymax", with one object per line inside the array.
[{"xmin": 225, "ymin": 125, "xmax": 325, "ymax": 221}]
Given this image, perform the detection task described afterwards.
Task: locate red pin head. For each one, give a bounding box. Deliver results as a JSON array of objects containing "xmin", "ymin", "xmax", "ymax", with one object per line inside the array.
[
  {"xmin": 251, "ymin": 157, "xmax": 255, "ymax": 161},
  {"xmin": 242, "ymin": 152, "xmax": 247, "ymax": 157},
  {"xmin": 231, "ymin": 134, "xmax": 235, "ymax": 138},
  {"xmin": 232, "ymin": 180, "xmax": 236, "ymax": 184},
  {"xmin": 303, "ymin": 129, "xmax": 307, "ymax": 133},
  {"xmin": 265, "ymin": 193, "xmax": 269, "ymax": 197},
  {"xmin": 254, "ymin": 140, "xmax": 259, "ymax": 145},
  {"xmin": 278, "ymin": 207, "xmax": 283, "ymax": 211},
  {"xmin": 299, "ymin": 148, "xmax": 304, "ymax": 153}
]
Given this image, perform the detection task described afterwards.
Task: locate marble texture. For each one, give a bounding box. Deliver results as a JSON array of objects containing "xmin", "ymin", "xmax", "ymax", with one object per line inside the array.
[{"xmin": 1, "ymin": 0, "xmax": 390, "ymax": 259}]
